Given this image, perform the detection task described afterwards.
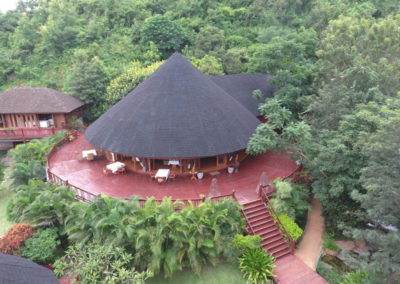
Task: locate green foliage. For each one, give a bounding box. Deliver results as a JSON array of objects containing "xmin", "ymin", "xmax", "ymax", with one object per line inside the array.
[
  {"xmin": 66, "ymin": 49, "xmax": 109, "ymax": 121},
  {"xmin": 20, "ymin": 228, "xmax": 60, "ymax": 265},
  {"xmin": 53, "ymin": 242, "xmax": 153, "ymax": 283},
  {"xmin": 104, "ymin": 60, "xmax": 163, "ymax": 109},
  {"xmin": 7, "ymin": 131, "xmax": 66, "ymax": 190},
  {"xmin": 322, "ymin": 234, "xmax": 339, "ymax": 252},
  {"xmin": 340, "ymin": 270, "xmax": 369, "ymax": 284},
  {"xmin": 0, "ymin": 223, "xmax": 33, "ymax": 255},
  {"xmin": 141, "ymin": 15, "xmax": 187, "ymax": 56},
  {"xmin": 232, "ymin": 234, "xmax": 262, "ymax": 251},
  {"xmin": 278, "ymin": 214, "xmax": 303, "ymax": 242},
  {"xmin": 193, "ymin": 55, "xmax": 224, "ymax": 75},
  {"xmin": 270, "ymin": 179, "xmax": 310, "ymax": 222},
  {"xmin": 238, "ymin": 249, "xmax": 276, "ymax": 283},
  {"xmin": 7, "ymin": 180, "xmax": 75, "ymax": 232},
  {"xmin": 65, "ymin": 196, "xmax": 244, "ymax": 277},
  {"xmin": 316, "ymin": 260, "xmax": 345, "ymax": 284}
]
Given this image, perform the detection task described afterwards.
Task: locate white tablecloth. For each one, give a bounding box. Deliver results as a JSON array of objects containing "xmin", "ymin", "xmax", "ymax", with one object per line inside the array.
[
  {"xmin": 82, "ymin": 149, "xmax": 97, "ymax": 158},
  {"xmin": 106, "ymin": 161, "xmax": 125, "ymax": 173},
  {"xmin": 155, "ymin": 169, "xmax": 170, "ymax": 180},
  {"xmin": 168, "ymin": 160, "xmax": 180, "ymax": 166}
]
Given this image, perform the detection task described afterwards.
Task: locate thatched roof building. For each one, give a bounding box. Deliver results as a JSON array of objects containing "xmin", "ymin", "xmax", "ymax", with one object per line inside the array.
[{"xmin": 85, "ymin": 53, "xmax": 272, "ymax": 174}]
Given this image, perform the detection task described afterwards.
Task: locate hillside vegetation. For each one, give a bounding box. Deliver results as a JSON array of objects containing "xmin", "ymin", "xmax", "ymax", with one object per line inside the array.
[{"xmin": 1, "ymin": 0, "xmax": 399, "ymax": 282}]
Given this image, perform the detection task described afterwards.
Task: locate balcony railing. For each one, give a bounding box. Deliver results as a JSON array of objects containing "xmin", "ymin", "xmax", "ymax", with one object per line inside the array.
[{"xmin": 0, "ymin": 127, "xmax": 64, "ymax": 141}]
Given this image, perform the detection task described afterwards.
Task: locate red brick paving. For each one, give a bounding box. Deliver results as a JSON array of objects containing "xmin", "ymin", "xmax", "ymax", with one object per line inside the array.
[
  {"xmin": 274, "ymin": 255, "xmax": 328, "ymax": 283},
  {"xmin": 48, "ymin": 133, "xmax": 297, "ymax": 203}
]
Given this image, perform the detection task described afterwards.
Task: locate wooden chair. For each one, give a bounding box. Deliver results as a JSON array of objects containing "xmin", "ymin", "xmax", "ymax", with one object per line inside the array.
[
  {"xmin": 169, "ymin": 173, "xmax": 176, "ymax": 181},
  {"xmin": 190, "ymin": 171, "xmax": 198, "ymax": 181},
  {"xmin": 103, "ymin": 168, "xmax": 112, "ymax": 176},
  {"xmin": 76, "ymin": 153, "xmax": 84, "ymax": 161},
  {"xmin": 116, "ymin": 166, "xmax": 126, "ymax": 174}
]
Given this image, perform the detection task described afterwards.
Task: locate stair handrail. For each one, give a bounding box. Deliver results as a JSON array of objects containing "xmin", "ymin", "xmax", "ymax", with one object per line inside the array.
[
  {"xmin": 241, "ymin": 208, "xmax": 256, "ymax": 236},
  {"xmin": 259, "ymin": 185, "xmax": 295, "ymax": 254}
]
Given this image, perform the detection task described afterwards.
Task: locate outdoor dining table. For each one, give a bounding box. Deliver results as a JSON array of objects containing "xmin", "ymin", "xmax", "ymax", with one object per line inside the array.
[
  {"xmin": 106, "ymin": 161, "xmax": 126, "ymax": 174},
  {"xmin": 82, "ymin": 149, "xmax": 97, "ymax": 159},
  {"xmin": 155, "ymin": 169, "xmax": 170, "ymax": 182}
]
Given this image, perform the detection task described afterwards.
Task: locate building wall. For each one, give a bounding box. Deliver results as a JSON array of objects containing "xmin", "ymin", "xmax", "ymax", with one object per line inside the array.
[{"xmin": 52, "ymin": 114, "xmax": 66, "ymax": 128}]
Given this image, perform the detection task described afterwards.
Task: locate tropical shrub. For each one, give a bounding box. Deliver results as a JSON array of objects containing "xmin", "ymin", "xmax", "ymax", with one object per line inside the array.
[
  {"xmin": 340, "ymin": 270, "xmax": 369, "ymax": 284},
  {"xmin": 53, "ymin": 242, "xmax": 153, "ymax": 283},
  {"xmin": 64, "ymin": 196, "xmax": 244, "ymax": 277},
  {"xmin": 279, "ymin": 214, "xmax": 303, "ymax": 242},
  {"xmin": 0, "ymin": 224, "xmax": 33, "ymax": 255},
  {"xmin": 232, "ymin": 234, "xmax": 262, "ymax": 251},
  {"xmin": 270, "ymin": 179, "xmax": 310, "ymax": 222},
  {"xmin": 7, "ymin": 180, "xmax": 75, "ymax": 232},
  {"xmin": 7, "ymin": 131, "xmax": 66, "ymax": 190},
  {"xmin": 238, "ymin": 248, "xmax": 276, "ymax": 284},
  {"xmin": 20, "ymin": 228, "xmax": 60, "ymax": 265}
]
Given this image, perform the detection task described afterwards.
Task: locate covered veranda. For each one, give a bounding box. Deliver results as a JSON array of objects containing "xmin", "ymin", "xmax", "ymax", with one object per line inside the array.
[{"xmin": 47, "ymin": 133, "xmax": 298, "ymax": 203}]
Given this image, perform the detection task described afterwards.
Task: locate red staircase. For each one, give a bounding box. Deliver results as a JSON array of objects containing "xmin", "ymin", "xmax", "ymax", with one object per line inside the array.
[{"xmin": 242, "ymin": 198, "xmax": 292, "ymax": 260}]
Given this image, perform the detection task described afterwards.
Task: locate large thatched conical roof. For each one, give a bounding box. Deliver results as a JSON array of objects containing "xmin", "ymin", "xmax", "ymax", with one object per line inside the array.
[{"xmin": 85, "ymin": 52, "xmax": 260, "ymax": 159}]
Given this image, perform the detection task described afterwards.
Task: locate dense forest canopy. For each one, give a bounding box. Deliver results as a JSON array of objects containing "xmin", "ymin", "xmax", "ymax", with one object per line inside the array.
[{"xmin": 1, "ymin": 0, "xmax": 400, "ymax": 282}]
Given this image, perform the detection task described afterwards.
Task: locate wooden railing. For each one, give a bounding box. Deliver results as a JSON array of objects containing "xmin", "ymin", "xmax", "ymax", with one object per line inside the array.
[
  {"xmin": 0, "ymin": 127, "xmax": 64, "ymax": 141},
  {"xmin": 259, "ymin": 185, "xmax": 295, "ymax": 254}
]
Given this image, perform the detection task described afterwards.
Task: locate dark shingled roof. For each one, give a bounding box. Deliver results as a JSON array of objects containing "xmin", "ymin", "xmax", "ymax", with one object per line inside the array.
[
  {"xmin": 85, "ymin": 52, "xmax": 260, "ymax": 159},
  {"xmin": 210, "ymin": 73, "xmax": 274, "ymax": 116},
  {"xmin": 0, "ymin": 88, "xmax": 84, "ymax": 114},
  {"xmin": 0, "ymin": 254, "xmax": 59, "ymax": 284}
]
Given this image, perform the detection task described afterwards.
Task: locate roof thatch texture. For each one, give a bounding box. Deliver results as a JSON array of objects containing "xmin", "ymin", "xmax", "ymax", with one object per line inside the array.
[
  {"xmin": 85, "ymin": 52, "xmax": 260, "ymax": 159},
  {"xmin": 210, "ymin": 73, "xmax": 274, "ymax": 116},
  {"xmin": 0, "ymin": 88, "xmax": 84, "ymax": 114},
  {"xmin": 0, "ymin": 253, "xmax": 59, "ymax": 284}
]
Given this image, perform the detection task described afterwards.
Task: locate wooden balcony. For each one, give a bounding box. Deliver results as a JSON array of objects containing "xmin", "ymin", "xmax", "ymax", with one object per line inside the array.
[{"xmin": 0, "ymin": 127, "xmax": 64, "ymax": 142}]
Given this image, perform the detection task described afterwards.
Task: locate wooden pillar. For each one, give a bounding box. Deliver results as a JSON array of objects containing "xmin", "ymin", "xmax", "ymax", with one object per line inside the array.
[
  {"xmin": 10, "ymin": 114, "xmax": 16, "ymax": 128},
  {"xmin": 180, "ymin": 160, "xmax": 183, "ymax": 173},
  {"xmin": 0, "ymin": 114, "xmax": 5, "ymax": 128},
  {"xmin": 34, "ymin": 114, "xmax": 39, "ymax": 127},
  {"xmin": 147, "ymin": 159, "xmax": 151, "ymax": 172}
]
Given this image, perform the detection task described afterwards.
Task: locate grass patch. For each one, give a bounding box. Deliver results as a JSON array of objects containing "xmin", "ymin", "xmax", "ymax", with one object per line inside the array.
[
  {"xmin": 147, "ymin": 262, "xmax": 247, "ymax": 284},
  {"xmin": 0, "ymin": 189, "xmax": 14, "ymax": 236},
  {"xmin": 316, "ymin": 260, "xmax": 345, "ymax": 284},
  {"xmin": 323, "ymin": 233, "xmax": 340, "ymax": 252}
]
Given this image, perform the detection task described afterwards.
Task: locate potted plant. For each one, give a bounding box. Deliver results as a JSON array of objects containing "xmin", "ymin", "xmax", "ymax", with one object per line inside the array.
[{"xmin": 197, "ymin": 172, "xmax": 204, "ymax": 179}]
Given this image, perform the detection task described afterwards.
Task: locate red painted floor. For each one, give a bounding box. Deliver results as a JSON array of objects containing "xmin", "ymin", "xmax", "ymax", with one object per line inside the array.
[
  {"xmin": 274, "ymin": 255, "xmax": 328, "ymax": 283},
  {"xmin": 48, "ymin": 133, "xmax": 297, "ymax": 203}
]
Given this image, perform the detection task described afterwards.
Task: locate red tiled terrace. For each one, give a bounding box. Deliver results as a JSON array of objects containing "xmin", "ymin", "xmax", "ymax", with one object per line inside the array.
[{"xmin": 47, "ymin": 133, "xmax": 298, "ymax": 203}]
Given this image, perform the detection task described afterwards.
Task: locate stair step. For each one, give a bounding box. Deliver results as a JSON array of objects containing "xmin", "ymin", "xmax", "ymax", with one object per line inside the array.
[
  {"xmin": 260, "ymin": 234, "xmax": 284, "ymax": 245},
  {"xmin": 248, "ymin": 217, "xmax": 274, "ymax": 227},
  {"xmin": 241, "ymin": 199, "xmax": 262, "ymax": 207},
  {"xmin": 273, "ymin": 249, "xmax": 291, "ymax": 259},
  {"xmin": 245, "ymin": 211, "xmax": 268, "ymax": 220},
  {"xmin": 243, "ymin": 206, "xmax": 267, "ymax": 216},
  {"xmin": 253, "ymin": 226, "xmax": 279, "ymax": 237},
  {"xmin": 263, "ymin": 239, "xmax": 287, "ymax": 251},
  {"xmin": 245, "ymin": 209, "xmax": 271, "ymax": 218},
  {"xmin": 252, "ymin": 222, "xmax": 276, "ymax": 234},
  {"xmin": 267, "ymin": 243, "xmax": 290, "ymax": 255},
  {"xmin": 243, "ymin": 202, "xmax": 265, "ymax": 211},
  {"xmin": 247, "ymin": 214, "xmax": 273, "ymax": 225},
  {"xmin": 258, "ymin": 228, "xmax": 281, "ymax": 239},
  {"xmin": 247, "ymin": 220, "xmax": 274, "ymax": 232}
]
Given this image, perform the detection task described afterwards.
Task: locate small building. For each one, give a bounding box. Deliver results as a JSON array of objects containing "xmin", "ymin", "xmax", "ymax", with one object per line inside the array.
[
  {"xmin": 0, "ymin": 87, "xmax": 84, "ymax": 147},
  {"xmin": 85, "ymin": 53, "xmax": 273, "ymax": 175}
]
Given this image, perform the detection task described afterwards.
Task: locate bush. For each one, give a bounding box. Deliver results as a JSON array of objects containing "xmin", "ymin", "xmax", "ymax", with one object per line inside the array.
[
  {"xmin": 270, "ymin": 179, "xmax": 310, "ymax": 222},
  {"xmin": 20, "ymin": 228, "xmax": 60, "ymax": 265},
  {"xmin": 0, "ymin": 224, "xmax": 33, "ymax": 255},
  {"xmin": 340, "ymin": 270, "xmax": 369, "ymax": 284},
  {"xmin": 279, "ymin": 214, "xmax": 303, "ymax": 242},
  {"xmin": 53, "ymin": 242, "xmax": 153, "ymax": 283},
  {"xmin": 232, "ymin": 234, "xmax": 262, "ymax": 251},
  {"xmin": 238, "ymin": 248, "xmax": 276, "ymax": 284}
]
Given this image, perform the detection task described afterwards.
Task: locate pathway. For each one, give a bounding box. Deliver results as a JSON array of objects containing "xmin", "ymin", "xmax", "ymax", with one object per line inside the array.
[
  {"xmin": 295, "ymin": 196, "xmax": 325, "ymax": 270},
  {"xmin": 274, "ymin": 196, "xmax": 328, "ymax": 283}
]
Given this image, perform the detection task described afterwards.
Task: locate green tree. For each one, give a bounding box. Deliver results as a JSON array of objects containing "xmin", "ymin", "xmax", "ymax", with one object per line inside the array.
[
  {"xmin": 66, "ymin": 49, "xmax": 109, "ymax": 121},
  {"xmin": 194, "ymin": 25, "xmax": 225, "ymax": 59},
  {"xmin": 141, "ymin": 15, "xmax": 186, "ymax": 56}
]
